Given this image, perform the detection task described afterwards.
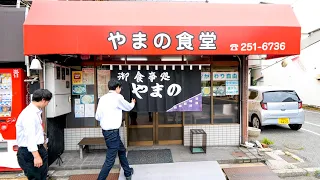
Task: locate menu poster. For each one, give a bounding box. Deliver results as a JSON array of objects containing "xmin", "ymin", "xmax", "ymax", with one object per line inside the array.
[
  {"xmin": 84, "ymin": 104, "xmax": 95, "ymax": 117},
  {"xmin": 72, "ymin": 85, "xmax": 86, "ymax": 95},
  {"xmin": 97, "ymin": 70, "xmax": 110, "ymax": 84},
  {"xmin": 82, "ymin": 68, "xmax": 94, "ymax": 85},
  {"xmin": 98, "ymin": 85, "xmax": 108, "ymax": 98},
  {"xmin": 74, "ymin": 104, "xmax": 85, "ymax": 118},
  {"xmin": 75, "ymin": 99, "xmax": 81, "ymax": 105},
  {"xmin": 213, "ymin": 86, "xmax": 226, "ymax": 96},
  {"xmin": 80, "ymin": 94, "xmax": 94, "ymax": 104},
  {"xmin": 226, "ymin": 80, "xmax": 239, "ymax": 95},
  {"xmin": 201, "ymin": 87, "xmax": 210, "ymax": 96},
  {"xmin": 97, "ymin": 70, "xmax": 110, "ymax": 98},
  {"xmin": 72, "ymin": 71, "xmax": 83, "ymax": 84}
]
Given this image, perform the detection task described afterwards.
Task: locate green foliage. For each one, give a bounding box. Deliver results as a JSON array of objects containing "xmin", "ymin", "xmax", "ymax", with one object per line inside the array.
[{"xmin": 261, "ymin": 138, "xmax": 274, "ymax": 145}]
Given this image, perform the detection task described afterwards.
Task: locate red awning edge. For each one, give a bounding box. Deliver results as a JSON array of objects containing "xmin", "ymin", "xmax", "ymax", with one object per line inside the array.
[{"xmin": 24, "ymin": 1, "xmax": 301, "ymax": 56}]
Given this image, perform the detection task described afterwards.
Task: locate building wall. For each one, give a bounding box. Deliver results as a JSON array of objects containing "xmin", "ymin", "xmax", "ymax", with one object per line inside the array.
[
  {"xmin": 64, "ymin": 125, "xmax": 240, "ymax": 150},
  {"xmin": 184, "ymin": 124, "xmax": 240, "ymax": 146},
  {"xmin": 258, "ymin": 42, "xmax": 320, "ymax": 106},
  {"xmin": 64, "ymin": 127, "xmax": 127, "ymax": 151},
  {"xmin": 0, "ymin": 7, "xmax": 25, "ymax": 62}
]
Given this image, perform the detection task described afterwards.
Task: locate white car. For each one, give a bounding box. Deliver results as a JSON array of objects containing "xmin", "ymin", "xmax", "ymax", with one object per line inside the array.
[{"xmin": 248, "ymin": 86, "xmax": 305, "ymax": 130}]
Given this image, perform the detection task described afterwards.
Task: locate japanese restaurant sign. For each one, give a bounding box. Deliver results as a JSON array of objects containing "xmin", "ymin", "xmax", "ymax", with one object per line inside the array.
[
  {"xmin": 111, "ymin": 66, "xmax": 202, "ymax": 112},
  {"xmin": 24, "ymin": 26, "xmax": 300, "ymax": 55},
  {"xmin": 104, "ymin": 28, "xmax": 293, "ymax": 55}
]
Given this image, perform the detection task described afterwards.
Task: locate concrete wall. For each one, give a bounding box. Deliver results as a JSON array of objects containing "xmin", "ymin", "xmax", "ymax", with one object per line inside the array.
[{"xmin": 258, "ymin": 42, "xmax": 320, "ymax": 106}]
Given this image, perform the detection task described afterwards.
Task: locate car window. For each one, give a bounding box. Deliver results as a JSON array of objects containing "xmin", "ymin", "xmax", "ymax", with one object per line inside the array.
[
  {"xmin": 263, "ymin": 91, "xmax": 300, "ymax": 102},
  {"xmin": 249, "ymin": 90, "xmax": 258, "ymax": 100}
]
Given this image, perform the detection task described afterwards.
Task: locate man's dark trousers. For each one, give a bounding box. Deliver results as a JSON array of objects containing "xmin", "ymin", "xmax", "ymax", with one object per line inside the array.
[
  {"xmin": 98, "ymin": 129, "xmax": 132, "ymax": 180},
  {"xmin": 17, "ymin": 145, "xmax": 48, "ymax": 180}
]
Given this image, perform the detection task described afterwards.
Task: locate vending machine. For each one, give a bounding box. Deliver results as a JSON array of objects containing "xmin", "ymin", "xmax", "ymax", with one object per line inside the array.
[{"xmin": 0, "ymin": 68, "xmax": 26, "ymax": 171}]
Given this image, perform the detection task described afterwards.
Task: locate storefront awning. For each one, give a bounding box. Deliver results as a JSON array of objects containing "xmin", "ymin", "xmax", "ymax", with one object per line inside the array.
[{"xmin": 24, "ymin": 1, "xmax": 301, "ymax": 56}]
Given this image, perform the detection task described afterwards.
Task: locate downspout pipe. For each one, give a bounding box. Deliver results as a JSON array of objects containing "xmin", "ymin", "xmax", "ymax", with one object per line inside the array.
[
  {"xmin": 235, "ymin": 55, "xmax": 242, "ymax": 144},
  {"xmin": 24, "ymin": 5, "xmax": 30, "ymax": 77}
]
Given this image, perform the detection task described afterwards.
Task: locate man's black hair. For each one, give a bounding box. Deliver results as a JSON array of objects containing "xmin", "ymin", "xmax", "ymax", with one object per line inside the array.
[
  {"xmin": 108, "ymin": 79, "xmax": 122, "ymax": 90},
  {"xmin": 32, "ymin": 89, "xmax": 52, "ymax": 102}
]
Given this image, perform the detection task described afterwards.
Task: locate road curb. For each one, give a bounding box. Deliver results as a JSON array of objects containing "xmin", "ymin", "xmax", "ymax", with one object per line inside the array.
[
  {"xmin": 273, "ymin": 168, "xmax": 307, "ymax": 178},
  {"xmin": 273, "ymin": 167, "xmax": 320, "ymax": 178}
]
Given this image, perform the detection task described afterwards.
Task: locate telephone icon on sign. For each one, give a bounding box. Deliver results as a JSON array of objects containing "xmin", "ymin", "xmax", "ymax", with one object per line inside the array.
[{"xmin": 230, "ymin": 44, "xmax": 238, "ymax": 51}]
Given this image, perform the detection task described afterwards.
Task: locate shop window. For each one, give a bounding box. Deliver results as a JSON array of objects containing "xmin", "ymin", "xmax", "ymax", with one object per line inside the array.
[
  {"xmin": 212, "ymin": 67, "xmax": 240, "ymax": 124},
  {"xmin": 66, "ymin": 66, "xmax": 97, "ymax": 128},
  {"xmin": 158, "ymin": 112, "xmax": 182, "ymax": 125},
  {"xmin": 185, "ymin": 66, "xmax": 211, "ymax": 124}
]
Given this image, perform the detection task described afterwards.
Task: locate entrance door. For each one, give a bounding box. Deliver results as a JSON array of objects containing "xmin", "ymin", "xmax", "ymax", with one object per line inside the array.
[
  {"xmin": 156, "ymin": 112, "xmax": 183, "ymax": 145},
  {"xmin": 127, "ymin": 112, "xmax": 183, "ymax": 146}
]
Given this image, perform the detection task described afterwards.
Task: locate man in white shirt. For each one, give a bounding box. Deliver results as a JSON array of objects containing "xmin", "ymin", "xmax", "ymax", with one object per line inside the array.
[
  {"xmin": 96, "ymin": 79, "xmax": 135, "ymax": 180},
  {"xmin": 16, "ymin": 89, "xmax": 52, "ymax": 180}
]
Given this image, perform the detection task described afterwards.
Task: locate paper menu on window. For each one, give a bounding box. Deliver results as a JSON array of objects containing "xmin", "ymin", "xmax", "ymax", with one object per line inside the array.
[
  {"xmin": 226, "ymin": 80, "xmax": 239, "ymax": 95},
  {"xmin": 75, "ymin": 99, "xmax": 80, "ymax": 105},
  {"xmin": 74, "ymin": 104, "xmax": 84, "ymax": 118},
  {"xmin": 98, "ymin": 85, "xmax": 108, "ymax": 98},
  {"xmin": 97, "ymin": 70, "xmax": 110, "ymax": 98},
  {"xmin": 82, "ymin": 68, "xmax": 94, "ymax": 85},
  {"xmin": 84, "ymin": 104, "xmax": 95, "ymax": 117}
]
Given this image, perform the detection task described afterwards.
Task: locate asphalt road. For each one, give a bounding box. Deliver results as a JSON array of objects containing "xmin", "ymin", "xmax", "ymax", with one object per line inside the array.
[{"xmin": 260, "ymin": 111, "xmax": 320, "ymax": 168}]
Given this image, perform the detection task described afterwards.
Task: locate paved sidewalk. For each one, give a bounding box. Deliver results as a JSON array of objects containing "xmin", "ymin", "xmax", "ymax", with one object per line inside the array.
[
  {"xmin": 118, "ymin": 161, "xmax": 226, "ymax": 180},
  {"xmin": 49, "ymin": 146, "xmax": 265, "ymax": 170},
  {"xmin": 2, "ymin": 146, "xmax": 320, "ymax": 179}
]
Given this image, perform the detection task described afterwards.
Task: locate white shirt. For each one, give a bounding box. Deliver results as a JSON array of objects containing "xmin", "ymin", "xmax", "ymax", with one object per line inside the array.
[
  {"xmin": 16, "ymin": 103, "xmax": 44, "ymax": 152},
  {"xmin": 95, "ymin": 91, "xmax": 135, "ymax": 130}
]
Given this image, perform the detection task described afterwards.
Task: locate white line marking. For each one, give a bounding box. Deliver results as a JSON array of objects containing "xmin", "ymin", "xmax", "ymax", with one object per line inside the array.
[
  {"xmin": 305, "ymin": 122, "xmax": 320, "ymax": 128},
  {"xmin": 301, "ymin": 128, "xmax": 320, "ymax": 136}
]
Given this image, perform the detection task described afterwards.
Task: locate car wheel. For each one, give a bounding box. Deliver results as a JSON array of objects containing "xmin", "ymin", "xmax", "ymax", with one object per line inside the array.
[
  {"xmin": 289, "ymin": 124, "xmax": 302, "ymax": 131},
  {"xmin": 252, "ymin": 116, "xmax": 261, "ymax": 129}
]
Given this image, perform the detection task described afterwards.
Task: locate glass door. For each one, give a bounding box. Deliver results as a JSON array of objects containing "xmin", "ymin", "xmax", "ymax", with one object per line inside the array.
[
  {"xmin": 127, "ymin": 112, "xmax": 155, "ymax": 146},
  {"xmin": 156, "ymin": 112, "xmax": 183, "ymax": 145},
  {"xmin": 127, "ymin": 112, "xmax": 183, "ymax": 146}
]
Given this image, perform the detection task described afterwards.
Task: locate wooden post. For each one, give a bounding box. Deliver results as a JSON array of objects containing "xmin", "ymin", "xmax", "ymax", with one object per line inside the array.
[{"xmin": 241, "ymin": 56, "xmax": 249, "ymax": 144}]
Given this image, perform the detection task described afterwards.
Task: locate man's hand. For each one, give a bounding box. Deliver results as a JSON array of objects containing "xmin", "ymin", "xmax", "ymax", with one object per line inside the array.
[
  {"xmin": 32, "ymin": 151, "xmax": 43, "ymax": 168},
  {"xmin": 34, "ymin": 156, "xmax": 43, "ymax": 168},
  {"xmin": 131, "ymin": 98, "xmax": 136, "ymax": 104}
]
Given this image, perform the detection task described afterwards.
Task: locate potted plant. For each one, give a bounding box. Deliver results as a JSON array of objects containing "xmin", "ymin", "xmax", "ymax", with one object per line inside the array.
[{"xmin": 260, "ymin": 138, "xmax": 274, "ymax": 148}]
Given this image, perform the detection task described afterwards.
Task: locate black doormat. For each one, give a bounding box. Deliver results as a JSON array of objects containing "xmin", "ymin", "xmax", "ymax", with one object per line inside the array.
[{"xmin": 127, "ymin": 149, "xmax": 173, "ymax": 165}]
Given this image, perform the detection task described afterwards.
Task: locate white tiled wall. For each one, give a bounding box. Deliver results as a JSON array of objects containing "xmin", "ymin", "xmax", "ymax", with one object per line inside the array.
[
  {"xmin": 64, "ymin": 127, "xmax": 127, "ymax": 150},
  {"xmin": 184, "ymin": 124, "xmax": 240, "ymax": 146}
]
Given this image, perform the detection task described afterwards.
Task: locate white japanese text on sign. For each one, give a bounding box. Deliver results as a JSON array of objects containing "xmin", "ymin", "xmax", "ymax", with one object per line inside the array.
[
  {"xmin": 107, "ymin": 31, "xmax": 217, "ymax": 51},
  {"xmin": 117, "ymin": 71, "xmax": 182, "ymax": 99}
]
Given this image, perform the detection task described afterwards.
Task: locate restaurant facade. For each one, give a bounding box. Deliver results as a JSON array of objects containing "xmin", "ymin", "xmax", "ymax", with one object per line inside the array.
[{"xmin": 22, "ymin": 0, "xmax": 301, "ymax": 161}]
